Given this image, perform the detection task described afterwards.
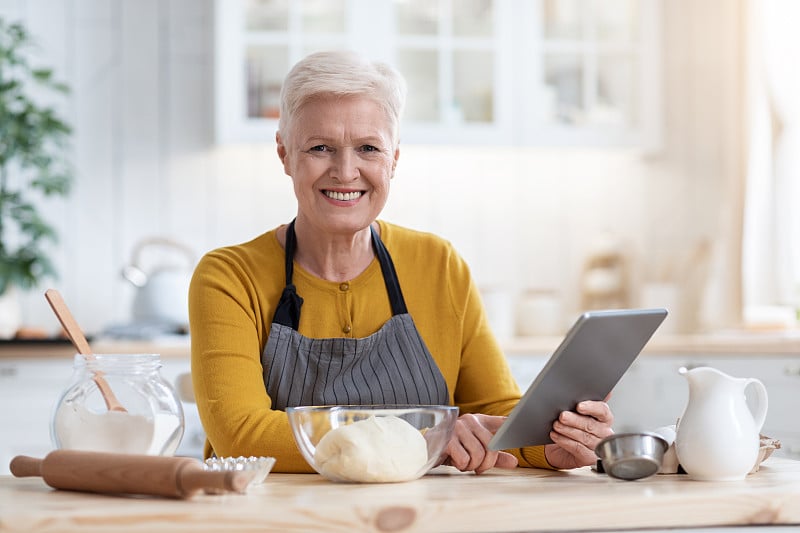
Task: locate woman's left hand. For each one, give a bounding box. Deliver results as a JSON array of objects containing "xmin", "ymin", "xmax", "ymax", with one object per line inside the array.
[
  {"xmin": 441, "ymin": 413, "xmax": 519, "ymax": 474},
  {"xmin": 544, "ymin": 400, "xmax": 614, "ymax": 469}
]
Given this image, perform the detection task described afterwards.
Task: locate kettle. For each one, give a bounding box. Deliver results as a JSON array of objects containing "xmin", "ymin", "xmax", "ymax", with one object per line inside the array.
[
  {"xmin": 121, "ymin": 238, "xmax": 196, "ymax": 329},
  {"xmin": 675, "ymin": 366, "xmax": 768, "ymax": 481}
]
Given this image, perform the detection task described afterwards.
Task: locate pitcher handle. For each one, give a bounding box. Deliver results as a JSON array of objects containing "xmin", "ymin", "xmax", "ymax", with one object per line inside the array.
[{"xmin": 745, "ymin": 378, "xmax": 769, "ymax": 431}]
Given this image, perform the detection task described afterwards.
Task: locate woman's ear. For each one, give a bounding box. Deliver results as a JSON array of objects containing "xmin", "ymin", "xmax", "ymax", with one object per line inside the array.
[
  {"xmin": 392, "ymin": 147, "xmax": 400, "ymax": 178},
  {"xmin": 276, "ymin": 131, "xmax": 287, "ymax": 163},
  {"xmin": 276, "ymin": 131, "xmax": 292, "ymax": 177}
]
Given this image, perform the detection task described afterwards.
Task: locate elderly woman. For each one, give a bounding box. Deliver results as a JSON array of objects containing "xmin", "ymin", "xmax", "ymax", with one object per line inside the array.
[{"xmin": 189, "ymin": 50, "xmax": 613, "ymax": 474}]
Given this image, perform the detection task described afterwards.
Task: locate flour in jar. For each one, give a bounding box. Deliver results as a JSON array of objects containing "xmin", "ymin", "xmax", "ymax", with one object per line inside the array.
[
  {"xmin": 53, "ymin": 402, "xmax": 179, "ymax": 454},
  {"xmin": 313, "ymin": 415, "xmax": 428, "ymax": 483}
]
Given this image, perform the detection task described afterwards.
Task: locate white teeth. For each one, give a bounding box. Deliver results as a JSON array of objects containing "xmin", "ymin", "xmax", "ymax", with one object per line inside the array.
[{"xmin": 325, "ymin": 191, "xmax": 362, "ymax": 201}]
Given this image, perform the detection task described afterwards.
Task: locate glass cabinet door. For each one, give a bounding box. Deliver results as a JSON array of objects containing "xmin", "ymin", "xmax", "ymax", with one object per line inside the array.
[
  {"xmin": 242, "ymin": 0, "xmax": 347, "ymax": 120},
  {"xmin": 396, "ymin": 0, "xmax": 496, "ymax": 125},
  {"xmin": 215, "ymin": 0, "xmax": 660, "ymax": 148},
  {"xmin": 540, "ymin": 0, "xmax": 639, "ymax": 128},
  {"xmin": 395, "ymin": 0, "xmax": 512, "ymax": 144},
  {"xmin": 530, "ymin": 0, "xmax": 658, "ymax": 146}
]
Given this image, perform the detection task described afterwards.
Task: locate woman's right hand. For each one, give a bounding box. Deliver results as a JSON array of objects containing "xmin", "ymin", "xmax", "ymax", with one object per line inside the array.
[{"xmin": 440, "ymin": 413, "xmax": 518, "ymax": 474}]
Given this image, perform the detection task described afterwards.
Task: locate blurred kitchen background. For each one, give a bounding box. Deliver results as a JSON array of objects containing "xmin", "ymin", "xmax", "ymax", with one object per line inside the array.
[
  {"xmin": 1, "ymin": 0, "xmax": 798, "ymax": 339},
  {"xmin": 0, "ymin": 0, "xmax": 797, "ymax": 338}
]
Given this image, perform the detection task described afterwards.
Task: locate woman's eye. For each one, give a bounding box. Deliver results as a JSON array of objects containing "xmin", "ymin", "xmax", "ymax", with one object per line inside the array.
[
  {"xmin": 360, "ymin": 145, "xmax": 378, "ymax": 152},
  {"xmin": 309, "ymin": 145, "xmax": 327, "ymax": 152}
]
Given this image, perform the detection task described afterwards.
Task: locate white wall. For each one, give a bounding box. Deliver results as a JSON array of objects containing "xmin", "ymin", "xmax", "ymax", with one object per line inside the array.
[{"xmin": 2, "ymin": 0, "xmax": 745, "ymax": 336}]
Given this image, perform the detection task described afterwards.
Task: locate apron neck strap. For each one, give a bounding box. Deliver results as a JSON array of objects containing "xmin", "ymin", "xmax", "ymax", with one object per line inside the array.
[
  {"xmin": 272, "ymin": 219, "xmax": 304, "ymax": 329},
  {"xmin": 370, "ymin": 224, "xmax": 407, "ymax": 315},
  {"xmin": 283, "ymin": 219, "xmax": 298, "ymax": 285},
  {"xmin": 273, "ymin": 220, "xmax": 408, "ymax": 329}
]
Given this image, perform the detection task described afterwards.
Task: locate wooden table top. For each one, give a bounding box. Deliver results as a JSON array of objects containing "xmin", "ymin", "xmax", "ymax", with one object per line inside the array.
[{"xmin": 1, "ymin": 457, "xmax": 799, "ymax": 533}]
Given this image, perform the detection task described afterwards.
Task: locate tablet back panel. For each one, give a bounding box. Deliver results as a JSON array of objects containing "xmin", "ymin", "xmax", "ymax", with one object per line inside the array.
[{"xmin": 489, "ymin": 308, "xmax": 667, "ymax": 451}]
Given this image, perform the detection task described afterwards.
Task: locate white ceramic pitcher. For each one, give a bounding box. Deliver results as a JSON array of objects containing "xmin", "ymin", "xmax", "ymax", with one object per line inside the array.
[{"xmin": 675, "ymin": 366, "xmax": 768, "ymax": 481}]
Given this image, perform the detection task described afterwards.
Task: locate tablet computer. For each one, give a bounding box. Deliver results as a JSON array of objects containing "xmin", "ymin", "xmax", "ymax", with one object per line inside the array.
[{"xmin": 488, "ymin": 308, "xmax": 667, "ymax": 451}]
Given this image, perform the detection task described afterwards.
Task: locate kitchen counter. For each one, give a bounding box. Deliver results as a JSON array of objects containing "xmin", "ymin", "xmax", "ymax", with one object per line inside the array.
[
  {"xmin": 504, "ymin": 329, "xmax": 800, "ymax": 356},
  {"xmin": 1, "ymin": 329, "xmax": 799, "ymax": 360},
  {"xmin": 0, "ymin": 335, "xmax": 191, "ymax": 359},
  {"xmin": 1, "ymin": 458, "xmax": 799, "ymax": 532}
]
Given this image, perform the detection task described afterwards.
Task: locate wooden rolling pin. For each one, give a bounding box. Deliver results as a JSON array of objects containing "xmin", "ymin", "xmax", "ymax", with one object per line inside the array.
[{"xmin": 10, "ymin": 450, "xmax": 254, "ymax": 499}]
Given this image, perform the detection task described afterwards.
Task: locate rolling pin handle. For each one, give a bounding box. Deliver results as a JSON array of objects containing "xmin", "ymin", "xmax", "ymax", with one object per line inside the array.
[
  {"xmin": 177, "ymin": 466, "xmax": 254, "ymax": 497},
  {"xmin": 9, "ymin": 456, "xmax": 43, "ymax": 478}
]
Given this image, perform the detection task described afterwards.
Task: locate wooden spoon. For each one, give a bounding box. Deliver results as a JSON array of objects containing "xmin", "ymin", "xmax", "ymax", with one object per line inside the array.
[{"xmin": 45, "ymin": 289, "xmax": 127, "ymax": 412}]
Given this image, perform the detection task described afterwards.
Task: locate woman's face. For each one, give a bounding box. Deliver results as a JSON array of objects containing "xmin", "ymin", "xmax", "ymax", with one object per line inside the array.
[{"xmin": 277, "ymin": 95, "xmax": 399, "ymax": 237}]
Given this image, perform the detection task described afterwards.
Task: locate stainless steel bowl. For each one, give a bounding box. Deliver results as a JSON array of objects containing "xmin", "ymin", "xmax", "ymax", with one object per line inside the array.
[{"xmin": 595, "ymin": 432, "xmax": 669, "ymax": 481}]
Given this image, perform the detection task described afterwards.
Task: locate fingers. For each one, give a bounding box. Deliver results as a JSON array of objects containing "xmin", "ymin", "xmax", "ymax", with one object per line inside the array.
[
  {"xmin": 576, "ymin": 400, "xmax": 614, "ymax": 425},
  {"xmin": 446, "ymin": 414, "xmax": 495, "ymax": 473},
  {"xmin": 471, "ymin": 413, "xmax": 508, "ymax": 433},
  {"xmin": 444, "ymin": 414, "xmax": 518, "ymax": 474},
  {"xmin": 494, "ymin": 451, "xmax": 519, "ymax": 470},
  {"xmin": 547, "ymin": 401, "xmax": 615, "ymax": 468},
  {"xmin": 554, "ymin": 408, "xmax": 613, "ymax": 444}
]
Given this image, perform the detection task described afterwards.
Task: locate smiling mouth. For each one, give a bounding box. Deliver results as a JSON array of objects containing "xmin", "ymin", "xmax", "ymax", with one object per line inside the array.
[{"xmin": 323, "ymin": 190, "xmax": 363, "ymax": 201}]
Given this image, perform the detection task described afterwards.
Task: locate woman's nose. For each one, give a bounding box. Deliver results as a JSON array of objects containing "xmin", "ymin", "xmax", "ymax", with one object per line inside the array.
[{"xmin": 331, "ymin": 151, "xmax": 359, "ymax": 182}]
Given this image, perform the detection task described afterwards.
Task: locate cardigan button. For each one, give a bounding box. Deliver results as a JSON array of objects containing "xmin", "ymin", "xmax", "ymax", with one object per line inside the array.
[
  {"xmin": 339, "ymin": 282, "xmax": 350, "ymax": 291},
  {"xmin": 342, "ymin": 324, "xmax": 352, "ymax": 334}
]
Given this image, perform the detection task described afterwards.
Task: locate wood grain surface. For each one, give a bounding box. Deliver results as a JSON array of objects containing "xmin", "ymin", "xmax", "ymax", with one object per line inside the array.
[{"xmin": 1, "ymin": 457, "xmax": 799, "ymax": 532}]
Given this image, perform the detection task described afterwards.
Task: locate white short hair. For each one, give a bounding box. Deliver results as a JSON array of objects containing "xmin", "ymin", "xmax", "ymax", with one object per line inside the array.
[{"xmin": 278, "ymin": 50, "xmax": 407, "ymax": 146}]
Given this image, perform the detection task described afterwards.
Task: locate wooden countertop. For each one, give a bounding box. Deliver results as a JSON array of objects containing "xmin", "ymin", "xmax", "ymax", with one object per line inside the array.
[
  {"xmin": 1, "ymin": 457, "xmax": 799, "ymax": 532},
  {"xmin": 0, "ymin": 329, "xmax": 798, "ymax": 360},
  {"xmin": 0, "ymin": 336, "xmax": 192, "ymax": 359},
  {"xmin": 504, "ymin": 329, "xmax": 800, "ymax": 356}
]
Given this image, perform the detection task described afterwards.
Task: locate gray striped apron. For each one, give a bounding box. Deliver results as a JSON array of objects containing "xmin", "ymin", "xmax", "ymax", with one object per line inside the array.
[{"xmin": 261, "ymin": 220, "xmax": 449, "ymax": 411}]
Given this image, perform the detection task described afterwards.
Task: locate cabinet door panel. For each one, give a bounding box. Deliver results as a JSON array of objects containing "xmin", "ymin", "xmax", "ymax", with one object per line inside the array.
[{"xmin": 216, "ymin": 0, "xmax": 660, "ymax": 147}]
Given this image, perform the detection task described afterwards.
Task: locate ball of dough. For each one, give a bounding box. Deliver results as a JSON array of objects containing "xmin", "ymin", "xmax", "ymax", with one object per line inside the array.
[{"xmin": 314, "ymin": 415, "xmax": 428, "ymax": 483}]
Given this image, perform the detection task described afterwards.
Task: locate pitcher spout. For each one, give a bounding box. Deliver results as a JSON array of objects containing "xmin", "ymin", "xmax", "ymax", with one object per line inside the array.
[{"xmin": 678, "ymin": 365, "xmax": 739, "ymax": 385}]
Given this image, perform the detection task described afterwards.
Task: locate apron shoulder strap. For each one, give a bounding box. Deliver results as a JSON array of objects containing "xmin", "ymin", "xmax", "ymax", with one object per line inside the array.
[
  {"xmin": 272, "ymin": 220, "xmax": 304, "ymax": 329},
  {"xmin": 371, "ymin": 225, "xmax": 408, "ymax": 316}
]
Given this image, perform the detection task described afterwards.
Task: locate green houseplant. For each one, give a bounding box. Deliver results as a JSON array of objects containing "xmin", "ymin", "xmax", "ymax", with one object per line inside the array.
[{"xmin": 0, "ymin": 18, "xmax": 72, "ymax": 300}]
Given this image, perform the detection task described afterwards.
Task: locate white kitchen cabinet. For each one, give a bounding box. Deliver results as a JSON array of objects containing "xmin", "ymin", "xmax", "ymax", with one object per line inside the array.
[
  {"xmin": 0, "ymin": 357, "xmax": 203, "ymax": 476},
  {"xmin": 507, "ymin": 352, "xmax": 800, "ymax": 460},
  {"xmin": 0, "ymin": 358, "xmax": 73, "ymax": 474},
  {"xmin": 215, "ymin": 0, "xmax": 661, "ymax": 148}
]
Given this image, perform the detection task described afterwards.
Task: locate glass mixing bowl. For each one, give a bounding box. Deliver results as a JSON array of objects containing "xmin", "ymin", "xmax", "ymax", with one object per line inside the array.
[{"xmin": 286, "ymin": 405, "xmax": 458, "ymax": 483}]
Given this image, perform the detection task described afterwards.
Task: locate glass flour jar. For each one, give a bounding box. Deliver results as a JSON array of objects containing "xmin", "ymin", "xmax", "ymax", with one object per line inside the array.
[{"xmin": 51, "ymin": 354, "xmax": 184, "ymax": 455}]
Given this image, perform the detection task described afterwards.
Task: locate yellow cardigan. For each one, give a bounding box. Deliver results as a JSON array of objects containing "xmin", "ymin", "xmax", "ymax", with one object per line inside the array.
[{"xmin": 189, "ymin": 220, "xmax": 550, "ymax": 471}]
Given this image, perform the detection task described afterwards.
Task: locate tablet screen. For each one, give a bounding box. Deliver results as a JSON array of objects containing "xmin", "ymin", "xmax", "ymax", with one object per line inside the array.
[{"xmin": 488, "ymin": 308, "xmax": 667, "ymax": 451}]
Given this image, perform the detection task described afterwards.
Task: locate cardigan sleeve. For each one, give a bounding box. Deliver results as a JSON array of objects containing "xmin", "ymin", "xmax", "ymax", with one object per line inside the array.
[{"xmin": 189, "ymin": 247, "xmax": 314, "ymax": 472}]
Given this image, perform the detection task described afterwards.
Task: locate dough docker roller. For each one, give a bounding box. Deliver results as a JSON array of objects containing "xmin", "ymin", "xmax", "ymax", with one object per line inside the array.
[{"xmin": 10, "ymin": 449, "xmax": 255, "ymax": 499}]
